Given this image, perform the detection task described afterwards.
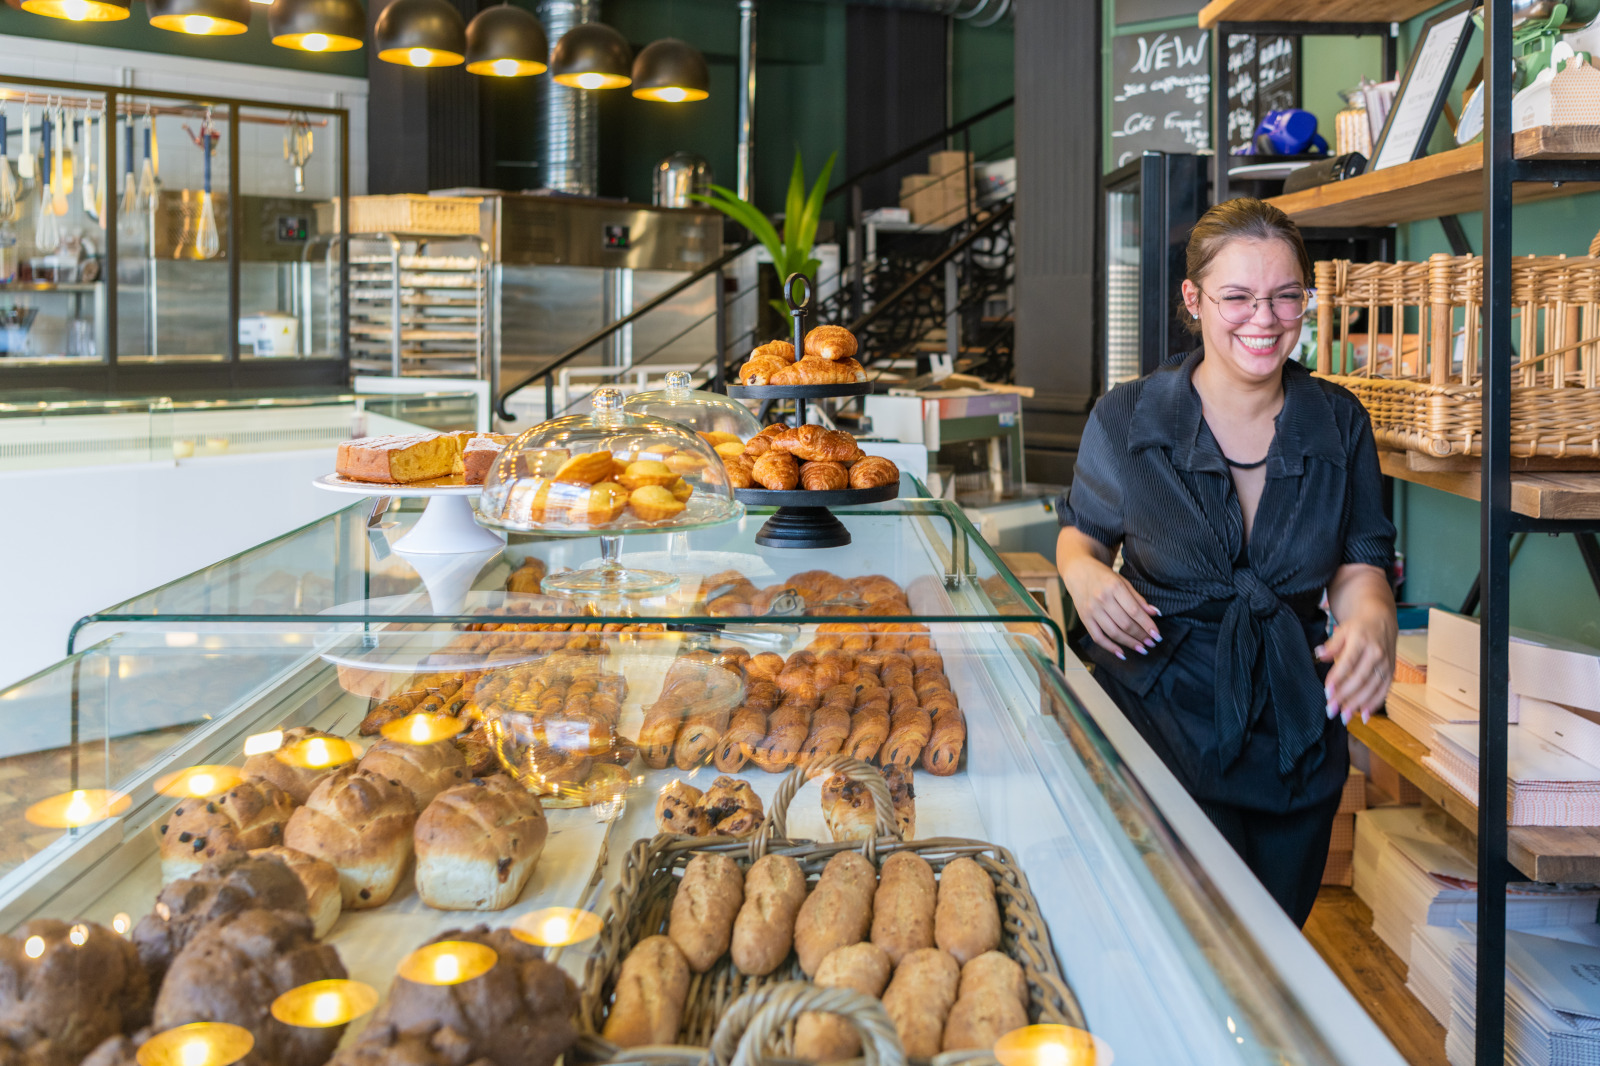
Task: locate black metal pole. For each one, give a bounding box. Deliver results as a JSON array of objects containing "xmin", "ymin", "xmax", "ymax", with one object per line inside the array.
[
  {"xmin": 712, "ymin": 266, "xmax": 727, "ymax": 393},
  {"xmin": 1476, "ymin": 0, "xmax": 1513, "ymax": 1062},
  {"xmin": 227, "ymin": 103, "xmax": 241, "ymax": 387},
  {"xmin": 1212, "ymin": 26, "xmax": 1229, "ymax": 205},
  {"xmin": 105, "ymin": 89, "xmax": 118, "ymax": 389},
  {"xmin": 339, "ymin": 112, "xmax": 350, "ymax": 371},
  {"xmin": 851, "ymin": 183, "xmax": 865, "ymax": 321}
]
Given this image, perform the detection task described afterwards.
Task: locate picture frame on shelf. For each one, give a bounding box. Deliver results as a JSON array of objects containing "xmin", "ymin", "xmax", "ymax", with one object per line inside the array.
[{"xmin": 1370, "ymin": 0, "xmax": 1476, "ymax": 171}]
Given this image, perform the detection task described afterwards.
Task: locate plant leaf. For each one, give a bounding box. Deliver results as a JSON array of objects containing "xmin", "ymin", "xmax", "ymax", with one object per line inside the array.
[
  {"xmin": 783, "ymin": 150, "xmax": 805, "ymax": 250},
  {"xmin": 690, "ymin": 189, "xmax": 784, "ymax": 264},
  {"xmin": 795, "ymin": 151, "xmax": 837, "ymax": 267}
]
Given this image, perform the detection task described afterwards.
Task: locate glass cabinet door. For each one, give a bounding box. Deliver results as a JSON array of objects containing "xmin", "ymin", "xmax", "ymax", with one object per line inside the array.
[
  {"xmin": 1105, "ymin": 180, "xmax": 1141, "ymax": 388},
  {"xmin": 0, "ymin": 83, "xmax": 111, "ymax": 365}
]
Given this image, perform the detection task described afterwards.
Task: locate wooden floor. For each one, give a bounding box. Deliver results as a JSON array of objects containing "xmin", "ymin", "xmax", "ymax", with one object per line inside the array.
[{"xmin": 1304, "ymin": 887, "xmax": 1449, "ymax": 1066}]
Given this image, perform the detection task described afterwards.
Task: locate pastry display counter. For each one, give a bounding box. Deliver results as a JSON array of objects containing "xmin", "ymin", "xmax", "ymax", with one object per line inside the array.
[{"xmin": 4, "ymin": 497, "xmax": 1405, "ymax": 1066}]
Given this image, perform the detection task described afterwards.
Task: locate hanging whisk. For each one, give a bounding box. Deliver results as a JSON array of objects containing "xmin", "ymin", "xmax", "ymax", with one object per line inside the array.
[
  {"xmin": 0, "ymin": 111, "xmax": 17, "ymax": 222},
  {"xmin": 136, "ymin": 106, "xmax": 157, "ymax": 213},
  {"xmin": 184, "ymin": 109, "xmax": 220, "ymax": 260}
]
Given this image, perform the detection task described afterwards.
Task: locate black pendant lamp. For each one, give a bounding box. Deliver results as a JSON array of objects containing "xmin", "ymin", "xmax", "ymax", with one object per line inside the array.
[
  {"xmin": 550, "ymin": 22, "xmax": 632, "ymax": 90},
  {"xmin": 465, "ymin": 3, "xmax": 547, "ymax": 77},
  {"xmin": 375, "ymin": 0, "xmax": 466, "ymax": 67},
  {"xmin": 270, "ymin": 0, "xmax": 364, "ymax": 51},
  {"xmin": 631, "ymin": 37, "xmax": 708, "ymax": 102},
  {"xmin": 147, "ymin": 0, "xmax": 250, "ymax": 34},
  {"xmin": 17, "ymin": 0, "xmax": 128, "ymax": 23}
]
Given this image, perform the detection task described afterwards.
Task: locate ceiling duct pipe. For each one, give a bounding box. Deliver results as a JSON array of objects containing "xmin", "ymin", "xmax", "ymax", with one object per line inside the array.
[{"xmin": 534, "ymin": 0, "xmax": 599, "ymax": 195}]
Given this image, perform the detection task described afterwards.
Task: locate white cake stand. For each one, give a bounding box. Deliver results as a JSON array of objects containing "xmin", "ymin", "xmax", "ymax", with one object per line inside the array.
[{"xmin": 313, "ymin": 474, "xmax": 506, "ymax": 555}]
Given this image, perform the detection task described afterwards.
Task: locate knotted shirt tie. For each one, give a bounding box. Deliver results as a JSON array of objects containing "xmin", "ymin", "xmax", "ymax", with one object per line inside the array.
[{"xmin": 1213, "ymin": 567, "xmax": 1327, "ymax": 777}]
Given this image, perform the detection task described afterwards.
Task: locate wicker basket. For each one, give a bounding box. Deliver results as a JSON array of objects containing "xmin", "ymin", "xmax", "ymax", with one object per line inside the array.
[
  {"xmin": 315, "ymin": 194, "xmax": 482, "ymax": 237},
  {"xmin": 578, "ymin": 754, "xmax": 1084, "ymax": 1065},
  {"xmin": 1314, "ymin": 252, "xmax": 1600, "ymax": 458}
]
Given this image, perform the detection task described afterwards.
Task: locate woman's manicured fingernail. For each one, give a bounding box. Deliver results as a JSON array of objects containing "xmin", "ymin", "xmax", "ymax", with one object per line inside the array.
[
  {"xmin": 1134, "ymin": 644, "xmax": 1148, "ymax": 655},
  {"xmin": 1115, "ymin": 650, "xmax": 1126, "ymax": 661},
  {"xmin": 1314, "ymin": 644, "xmax": 1326, "ymax": 658},
  {"xmin": 1325, "ymin": 682, "xmax": 1335, "ymax": 700},
  {"xmin": 1329, "ymin": 700, "xmax": 1341, "ymax": 717},
  {"xmin": 1361, "ymin": 709, "xmax": 1373, "ymax": 724},
  {"xmin": 1152, "ymin": 607, "xmax": 1162, "ymax": 616},
  {"xmin": 1149, "ymin": 629, "xmax": 1162, "ymax": 641},
  {"xmin": 1326, "ymin": 704, "xmax": 1338, "ymax": 719}
]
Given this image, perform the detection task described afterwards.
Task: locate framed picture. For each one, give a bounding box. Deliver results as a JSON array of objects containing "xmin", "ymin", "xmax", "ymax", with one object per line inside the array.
[{"xmin": 1370, "ymin": 1, "xmax": 1476, "ymax": 171}]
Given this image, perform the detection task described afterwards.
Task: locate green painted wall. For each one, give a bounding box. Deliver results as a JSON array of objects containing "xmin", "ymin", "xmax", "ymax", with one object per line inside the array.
[
  {"xmin": 1101, "ymin": 0, "xmax": 1600, "ymax": 645},
  {"xmin": 0, "ymin": 0, "xmax": 366, "ymax": 77}
]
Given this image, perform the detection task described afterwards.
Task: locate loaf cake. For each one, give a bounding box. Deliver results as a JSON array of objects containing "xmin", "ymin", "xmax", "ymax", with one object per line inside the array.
[
  {"xmin": 283, "ymin": 767, "xmax": 417, "ymax": 909},
  {"xmin": 459, "ymin": 434, "xmax": 514, "ymax": 485},
  {"xmin": 414, "ymin": 776, "xmax": 548, "ymax": 911},
  {"xmin": 337, "ymin": 433, "xmax": 457, "ymax": 484}
]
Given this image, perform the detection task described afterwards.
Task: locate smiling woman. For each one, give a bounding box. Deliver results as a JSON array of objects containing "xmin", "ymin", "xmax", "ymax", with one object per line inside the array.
[{"xmin": 1055, "ymin": 197, "xmax": 1398, "ymax": 928}]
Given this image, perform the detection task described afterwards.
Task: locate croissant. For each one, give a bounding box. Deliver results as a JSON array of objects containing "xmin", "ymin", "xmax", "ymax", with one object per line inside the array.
[
  {"xmin": 753, "ymin": 339, "xmax": 797, "ymax": 363},
  {"xmin": 873, "ymin": 631, "xmax": 909, "ymax": 654},
  {"xmin": 911, "ymin": 648, "xmax": 944, "ymax": 673},
  {"xmin": 749, "ymin": 711, "xmax": 809, "ymax": 773},
  {"xmin": 723, "ymin": 453, "xmax": 755, "ymax": 489},
  {"xmin": 849, "ymin": 455, "xmax": 899, "ymax": 489},
  {"xmin": 639, "ymin": 709, "xmax": 682, "ymax": 769},
  {"xmin": 922, "ymin": 708, "xmax": 965, "ymax": 776},
  {"xmin": 883, "ymin": 705, "xmax": 932, "ymax": 768},
  {"xmin": 913, "ymin": 673, "xmax": 950, "ymax": 701},
  {"xmin": 770, "ymin": 357, "xmax": 866, "ymax": 386},
  {"xmin": 922, "ymin": 689, "xmax": 960, "ymax": 715},
  {"xmin": 740, "ymin": 354, "xmax": 790, "ymax": 385},
  {"xmin": 800, "ymin": 460, "xmax": 850, "ymax": 491},
  {"xmin": 752, "ymin": 450, "xmax": 800, "ymax": 490},
  {"xmin": 715, "ymin": 705, "xmax": 768, "ymax": 772},
  {"xmin": 805, "ymin": 325, "xmax": 859, "ymax": 362},
  {"xmin": 799, "ymin": 704, "xmax": 850, "ymax": 766},
  {"xmin": 845, "ymin": 703, "xmax": 890, "ymax": 763},
  {"xmin": 776, "ymin": 652, "xmax": 816, "ymax": 696},
  {"xmin": 774, "ymin": 425, "xmax": 860, "ymax": 463},
  {"xmin": 674, "ymin": 705, "xmax": 731, "ymax": 770},
  {"xmin": 746, "ymin": 653, "xmax": 785, "ymax": 682},
  {"xmin": 743, "ymin": 679, "xmax": 783, "ymax": 714}
]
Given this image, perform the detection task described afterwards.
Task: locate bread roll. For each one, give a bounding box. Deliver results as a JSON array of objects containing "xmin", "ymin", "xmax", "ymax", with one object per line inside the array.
[
  {"xmin": 152, "ymin": 908, "xmax": 347, "ymax": 1066},
  {"xmin": 702, "ymin": 776, "xmax": 764, "ymax": 838},
  {"xmin": 242, "ymin": 726, "xmax": 346, "ymax": 804},
  {"xmin": 729, "ymin": 854, "xmax": 806, "ymax": 976},
  {"xmin": 601, "ymin": 935, "xmax": 690, "ymax": 1047},
  {"xmin": 414, "ymin": 776, "xmax": 548, "ymax": 911},
  {"xmin": 793, "ymin": 851, "xmax": 876, "ymax": 976},
  {"xmin": 870, "ymin": 852, "xmax": 936, "ymax": 965},
  {"xmin": 942, "ymin": 951, "xmax": 1029, "ymax": 1052},
  {"xmin": 283, "ymin": 767, "xmax": 417, "ymax": 909},
  {"xmin": 793, "ymin": 942, "xmax": 893, "ymax": 1062},
  {"xmin": 249, "ymin": 845, "xmax": 342, "ymax": 938},
  {"xmin": 158, "ymin": 778, "xmax": 297, "ymax": 883},
  {"xmin": 133, "ymin": 853, "xmax": 308, "ymax": 987},
  {"xmin": 0, "ymin": 920, "xmax": 151, "ymax": 1065},
  {"xmin": 359, "ymin": 738, "xmax": 470, "ymax": 811},
  {"xmin": 667, "ymin": 853, "xmax": 744, "ymax": 972},
  {"xmin": 880, "ymin": 948, "xmax": 960, "ymax": 1058},
  {"xmin": 934, "ymin": 857, "xmax": 1001, "ymax": 964}
]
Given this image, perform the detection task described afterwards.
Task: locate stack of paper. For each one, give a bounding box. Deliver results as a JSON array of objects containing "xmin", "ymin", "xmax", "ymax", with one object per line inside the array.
[
  {"xmin": 1446, "ymin": 925, "xmax": 1600, "ymax": 1066},
  {"xmin": 1522, "ymin": 697, "xmax": 1600, "ymax": 770},
  {"xmin": 1410, "ymin": 924, "xmax": 1469, "ymax": 1026},
  {"xmin": 1424, "ymin": 723, "xmax": 1600, "ymax": 826},
  {"xmin": 1352, "ymin": 808, "xmax": 1600, "ymax": 965},
  {"xmin": 1396, "ymin": 632, "xmax": 1429, "ymax": 684},
  {"xmin": 1386, "ymin": 681, "xmax": 1477, "ymax": 748}
]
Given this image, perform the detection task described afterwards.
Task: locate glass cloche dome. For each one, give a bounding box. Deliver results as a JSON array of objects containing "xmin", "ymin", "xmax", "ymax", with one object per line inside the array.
[
  {"xmin": 624, "ymin": 370, "xmax": 763, "ymax": 441},
  {"xmin": 478, "ymin": 386, "xmax": 743, "ymax": 536}
]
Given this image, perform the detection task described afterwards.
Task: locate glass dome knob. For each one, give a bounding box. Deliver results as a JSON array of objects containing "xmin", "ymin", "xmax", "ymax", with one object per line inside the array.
[
  {"xmin": 664, "ymin": 370, "xmax": 693, "ymax": 395},
  {"xmin": 592, "ymin": 386, "xmax": 624, "ymax": 423}
]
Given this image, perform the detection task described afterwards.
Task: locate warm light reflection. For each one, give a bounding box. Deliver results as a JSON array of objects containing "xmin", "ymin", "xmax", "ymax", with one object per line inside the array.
[
  {"xmin": 63, "ymin": 0, "xmax": 90, "ymax": 19},
  {"xmin": 575, "ymin": 72, "xmax": 606, "ymax": 89},
  {"xmin": 381, "ymin": 713, "xmax": 465, "ymax": 745},
  {"xmin": 165, "ymin": 632, "xmax": 199, "ymax": 648},
  {"xmin": 112, "ymin": 913, "xmax": 131, "ymax": 935},
  {"xmin": 68, "ymin": 923, "xmax": 88, "ymax": 946},
  {"xmin": 19, "ymin": 0, "xmax": 129, "ymax": 20},
  {"xmin": 278, "ymin": 735, "xmax": 357, "ymax": 769},
  {"xmin": 493, "ymin": 58, "xmax": 518, "ymax": 75},
  {"xmin": 301, "ymin": 32, "xmax": 328, "ymax": 49},
  {"xmin": 993, "ymin": 1025, "xmax": 1113, "ymax": 1066},
  {"xmin": 155, "ymin": 765, "xmax": 244, "ymax": 799},
  {"xmin": 510, "ymin": 907, "xmax": 602, "ymax": 948},
  {"xmin": 25, "ymin": 789, "xmax": 132, "ymax": 828},
  {"xmin": 184, "ymin": 14, "xmax": 213, "ymax": 31},
  {"xmin": 396, "ymin": 941, "xmax": 497, "ymax": 986},
  {"xmin": 270, "ymin": 979, "xmax": 379, "ymax": 1028},
  {"xmin": 23, "ymin": 936, "xmax": 44, "ymax": 959},
  {"xmin": 243, "ymin": 730, "xmax": 284, "ymax": 756},
  {"xmin": 409, "ymin": 47, "xmax": 432, "ymax": 65},
  {"xmin": 136, "ymin": 1023, "xmax": 255, "ymax": 1066},
  {"xmin": 634, "ymin": 85, "xmax": 708, "ymax": 103}
]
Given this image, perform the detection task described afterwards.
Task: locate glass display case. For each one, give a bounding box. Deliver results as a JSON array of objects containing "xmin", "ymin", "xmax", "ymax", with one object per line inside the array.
[{"xmin": 2, "ymin": 495, "xmax": 1403, "ymax": 1066}]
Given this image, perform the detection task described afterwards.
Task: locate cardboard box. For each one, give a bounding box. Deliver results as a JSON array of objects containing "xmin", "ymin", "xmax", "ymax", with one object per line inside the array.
[
  {"xmin": 1520, "ymin": 696, "xmax": 1600, "ymax": 768},
  {"xmin": 1329, "ymin": 812, "xmax": 1356, "ymax": 853},
  {"xmin": 1337, "ymin": 767, "xmax": 1367, "ymax": 814},
  {"xmin": 1509, "ymin": 635, "xmax": 1600, "ymax": 716},
  {"xmin": 1426, "ymin": 608, "xmax": 1539, "ymax": 719},
  {"xmin": 902, "ymin": 170, "xmax": 972, "ymax": 227},
  {"xmin": 899, "ymin": 174, "xmax": 937, "ymax": 199},
  {"xmin": 927, "ymin": 149, "xmax": 972, "ymax": 176},
  {"xmin": 1366, "ymin": 752, "xmax": 1424, "ymax": 805},
  {"xmin": 1322, "ymin": 849, "xmax": 1353, "ymax": 887}
]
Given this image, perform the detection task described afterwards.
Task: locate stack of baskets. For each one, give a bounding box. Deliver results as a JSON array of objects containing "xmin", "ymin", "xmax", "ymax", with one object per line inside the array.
[
  {"xmin": 1313, "ymin": 240, "xmax": 1600, "ymax": 459},
  {"xmin": 576, "ymin": 755, "xmax": 1085, "ymax": 1065}
]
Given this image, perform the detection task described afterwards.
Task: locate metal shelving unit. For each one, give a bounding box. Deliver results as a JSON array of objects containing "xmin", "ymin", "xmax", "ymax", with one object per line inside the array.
[{"xmin": 344, "ymin": 238, "xmax": 489, "ymax": 379}]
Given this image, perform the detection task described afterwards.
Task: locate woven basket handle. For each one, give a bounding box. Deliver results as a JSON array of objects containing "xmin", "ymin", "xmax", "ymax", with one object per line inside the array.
[
  {"xmin": 753, "ymin": 753, "xmax": 899, "ymax": 856},
  {"xmin": 704, "ymin": 982, "xmax": 904, "ymax": 1066},
  {"xmin": 1590, "ymin": 228, "xmax": 1600, "ymax": 258}
]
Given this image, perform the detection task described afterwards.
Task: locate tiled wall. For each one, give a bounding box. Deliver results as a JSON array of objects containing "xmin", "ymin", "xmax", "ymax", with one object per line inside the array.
[{"xmin": 0, "ymin": 34, "xmax": 367, "ymax": 195}]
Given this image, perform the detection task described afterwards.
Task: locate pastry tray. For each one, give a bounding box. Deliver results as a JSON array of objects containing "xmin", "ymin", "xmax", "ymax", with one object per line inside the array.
[
  {"xmin": 726, "ymin": 382, "xmax": 876, "ymax": 399},
  {"xmin": 733, "ymin": 483, "xmax": 900, "ymax": 508}
]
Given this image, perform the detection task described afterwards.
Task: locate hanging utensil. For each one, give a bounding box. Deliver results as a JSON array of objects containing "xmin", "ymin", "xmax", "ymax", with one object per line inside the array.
[
  {"xmin": 35, "ymin": 110, "xmax": 57, "ymax": 252},
  {"xmin": 50, "ymin": 106, "xmax": 67, "ymax": 217},
  {"xmin": 62, "ymin": 105, "xmax": 77, "ymax": 200},
  {"xmin": 185, "ymin": 111, "xmax": 220, "ymax": 260},
  {"xmin": 0, "ymin": 112, "xmax": 16, "ymax": 222},
  {"xmin": 284, "ymin": 111, "xmax": 313, "ymax": 193},
  {"xmin": 17, "ymin": 104, "xmax": 33, "ymax": 184},
  {"xmin": 91, "ymin": 107, "xmax": 105, "ymax": 223},
  {"xmin": 137, "ymin": 108, "xmax": 156, "ymax": 211},
  {"xmin": 82, "ymin": 106, "xmax": 98, "ymax": 220}
]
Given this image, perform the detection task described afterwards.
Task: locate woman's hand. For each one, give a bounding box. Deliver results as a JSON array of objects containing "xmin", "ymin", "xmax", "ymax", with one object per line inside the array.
[
  {"xmin": 1320, "ymin": 563, "xmax": 1398, "ymax": 725},
  {"xmin": 1057, "ymin": 527, "xmax": 1161, "ymax": 661}
]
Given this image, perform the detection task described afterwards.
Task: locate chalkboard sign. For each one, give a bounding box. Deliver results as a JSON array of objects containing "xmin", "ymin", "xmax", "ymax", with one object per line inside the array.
[
  {"xmin": 1110, "ymin": 28, "xmax": 1211, "ymax": 168},
  {"xmin": 1224, "ymin": 33, "xmax": 1301, "ymax": 155},
  {"xmin": 1115, "ymin": 0, "xmax": 1205, "ymax": 25}
]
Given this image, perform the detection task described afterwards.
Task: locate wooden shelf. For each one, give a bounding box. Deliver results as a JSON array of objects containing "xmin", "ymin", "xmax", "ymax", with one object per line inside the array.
[
  {"xmin": 1198, "ymin": 0, "xmax": 1440, "ymax": 28},
  {"xmin": 1265, "ymin": 128, "xmax": 1600, "ymax": 227},
  {"xmin": 1378, "ymin": 450, "xmax": 1600, "ymax": 521},
  {"xmin": 1350, "ymin": 715, "xmax": 1600, "ymax": 883}
]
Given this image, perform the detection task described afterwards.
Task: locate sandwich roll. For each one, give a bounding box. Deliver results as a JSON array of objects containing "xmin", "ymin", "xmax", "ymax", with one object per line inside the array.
[
  {"xmin": 793, "ymin": 851, "xmax": 876, "ymax": 977},
  {"xmin": 601, "ymin": 936, "xmax": 690, "ymax": 1048},
  {"xmin": 942, "ymin": 951, "xmax": 1029, "ymax": 1052},
  {"xmin": 729, "ymin": 854, "xmax": 807, "ymax": 976},
  {"xmin": 880, "ymin": 948, "xmax": 960, "ymax": 1058},
  {"xmin": 934, "ymin": 857, "xmax": 1001, "ymax": 964},
  {"xmin": 869, "ymin": 851, "xmax": 936, "ymax": 964},
  {"xmin": 793, "ymin": 942, "xmax": 893, "ymax": 1062},
  {"xmin": 667, "ymin": 853, "xmax": 744, "ymax": 972}
]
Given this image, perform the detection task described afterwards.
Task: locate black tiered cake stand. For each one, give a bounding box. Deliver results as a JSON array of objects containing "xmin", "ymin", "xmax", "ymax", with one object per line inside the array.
[{"xmin": 724, "ymin": 273, "xmax": 897, "ymax": 548}]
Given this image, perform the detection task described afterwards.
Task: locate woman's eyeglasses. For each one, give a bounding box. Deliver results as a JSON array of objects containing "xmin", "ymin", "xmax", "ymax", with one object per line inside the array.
[{"xmin": 1198, "ymin": 287, "xmax": 1310, "ymax": 325}]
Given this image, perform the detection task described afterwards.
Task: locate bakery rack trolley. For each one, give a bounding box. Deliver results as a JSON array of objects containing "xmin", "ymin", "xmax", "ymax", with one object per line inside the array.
[
  {"xmin": 726, "ymin": 274, "xmax": 896, "ymax": 550},
  {"xmin": 332, "ymin": 232, "xmax": 490, "ymax": 379}
]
